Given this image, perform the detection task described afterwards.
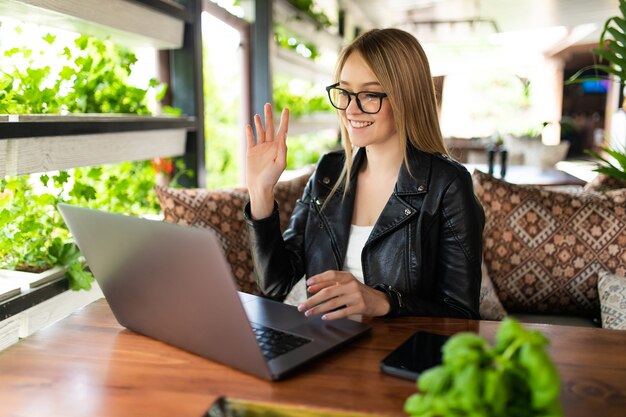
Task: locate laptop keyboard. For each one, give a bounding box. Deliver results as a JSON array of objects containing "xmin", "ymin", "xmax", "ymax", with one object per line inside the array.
[{"xmin": 250, "ymin": 323, "xmax": 311, "ymax": 360}]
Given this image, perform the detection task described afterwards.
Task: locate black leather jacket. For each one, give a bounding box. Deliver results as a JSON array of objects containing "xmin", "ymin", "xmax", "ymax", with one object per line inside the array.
[{"xmin": 244, "ymin": 146, "xmax": 485, "ymax": 319}]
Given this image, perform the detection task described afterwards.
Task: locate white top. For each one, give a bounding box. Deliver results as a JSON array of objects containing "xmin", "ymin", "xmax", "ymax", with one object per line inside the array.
[{"xmin": 342, "ymin": 224, "xmax": 374, "ymax": 283}]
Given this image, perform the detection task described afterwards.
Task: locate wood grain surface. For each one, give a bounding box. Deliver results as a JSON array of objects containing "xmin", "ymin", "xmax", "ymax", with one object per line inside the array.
[{"xmin": 0, "ymin": 299, "xmax": 624, "ymax": 417}]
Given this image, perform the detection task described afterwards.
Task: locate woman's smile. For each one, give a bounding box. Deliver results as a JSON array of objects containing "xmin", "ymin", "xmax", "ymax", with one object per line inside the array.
[{"xmin": 349, "ymin": 119, "xmax": 374, "ymax": 129}]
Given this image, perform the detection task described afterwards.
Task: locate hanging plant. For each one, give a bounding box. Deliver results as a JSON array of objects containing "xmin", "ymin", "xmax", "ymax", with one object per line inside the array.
[
  {"xmin": 567, "ymin": 0, "xmax": 626, "ymax": 85},
  {"xmin": 566, "ymin": 0, "xmax": 626, "ymax": 184}
]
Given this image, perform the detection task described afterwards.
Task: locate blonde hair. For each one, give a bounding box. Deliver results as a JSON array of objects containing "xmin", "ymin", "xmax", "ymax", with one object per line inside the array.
[{"xmin": 328, "ymin": 28, "xmax": 448, "ymax": 197}]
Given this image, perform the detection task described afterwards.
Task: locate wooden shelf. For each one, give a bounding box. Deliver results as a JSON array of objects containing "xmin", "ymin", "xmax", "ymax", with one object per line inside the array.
[
  {"xmin": 0, "ymin": 115, "xmax": 193, "ymax": 176},
  {"xmin": 0, "ymin": 0, "xmax": 185, "ymax": 49},
  {"xmin": 272, "ymin": 47, "xmax": 334, "ymax": 85},
  {"xmin": 0, "ymin": 114, "xmax": 196, "ymax": 138}
]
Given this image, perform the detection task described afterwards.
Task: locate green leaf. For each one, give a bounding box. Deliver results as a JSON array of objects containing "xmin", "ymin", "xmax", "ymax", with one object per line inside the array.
[
  {"xmin": 59, "ymin": 65, "xmax": 75, "ymax": 80},
  {"xmin": 604, "ymin": 147, "xmax": 626, "ymax": 170},
  {"xmin": 417, "ymin": 366, "xmax": 452, "ymax": 394},
  {"xmin": 606, "ymin": 25, "xmax": 626, "ymax": 49},
  {"xmin": 69, "ymin": 182, "xmax": 97, "ymax": 201},
  {"xmin": 75, "ymin": 35, "xmax": 89, "ymax": 50},
  {"xmin": 42, "ymin": 33, "xmax": 56, "ymax": 45},
  {"xmin": 52, "ymin": 171, "xmax": 70, "ymax": 187},
  {"xmin": 66, "ymin": 261, "xmax": 93, "ymax": 291},
  {"xmin": 518, "ymin": 344, "xmax": 561, "ymax": 409}
]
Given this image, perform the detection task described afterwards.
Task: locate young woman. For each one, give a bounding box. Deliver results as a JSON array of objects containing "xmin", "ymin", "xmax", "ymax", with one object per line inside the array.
[{"xmin": 244, "ymin": 28, "xmax": 484, "ymax": 320}]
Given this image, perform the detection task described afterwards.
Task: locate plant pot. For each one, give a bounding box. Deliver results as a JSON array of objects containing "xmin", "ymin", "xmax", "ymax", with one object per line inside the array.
[
  {"xmin": 505, "ymin": 135, "xmax": 570, "ymax": 168},
  {"xmin": 0, "ymin": 266, "xmax": 66, "ymax": 301}
]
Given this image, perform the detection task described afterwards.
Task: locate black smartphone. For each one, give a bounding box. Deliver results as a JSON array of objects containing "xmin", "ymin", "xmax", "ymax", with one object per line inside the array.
[{"xmin": 380, "ymin": 331, "xmax": 450, "ymax": 380}]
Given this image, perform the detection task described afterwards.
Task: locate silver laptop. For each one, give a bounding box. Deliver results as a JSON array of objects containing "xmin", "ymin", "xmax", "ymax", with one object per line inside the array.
[{"xmin": 58, "ymin": 203, "xmax": 371, "ymax": 381}]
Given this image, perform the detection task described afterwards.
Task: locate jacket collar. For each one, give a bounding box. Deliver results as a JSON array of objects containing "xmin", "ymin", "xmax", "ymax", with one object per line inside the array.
[
  {"xmin": 315, "ymin": 145, "xmax": 432, "ymax": 195},
  {"xmin": 317, "ymin": 146, "xmax": 433, "ymax": 256},
  {"xmin": 367, "ymin": 146, "xmax": 431, "ymax": 242},
  {"xmin": 351, "ymin": 145, "xmax": 432, "ymax": 195},
  {"xmin": 395, "ymin": 145, "xmax": 431, "ymax": 195}
]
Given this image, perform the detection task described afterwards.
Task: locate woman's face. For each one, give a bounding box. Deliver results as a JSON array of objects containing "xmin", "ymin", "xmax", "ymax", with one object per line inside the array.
[{"xmin": 338, "ymin": 52, "xmax": 398, "ymax": 150}]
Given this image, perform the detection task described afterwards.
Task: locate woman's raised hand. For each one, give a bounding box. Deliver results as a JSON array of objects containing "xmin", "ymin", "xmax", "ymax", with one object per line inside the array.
[{"xmin": 246, "ymin": 103, "xmax": 289, "ymax": 219}]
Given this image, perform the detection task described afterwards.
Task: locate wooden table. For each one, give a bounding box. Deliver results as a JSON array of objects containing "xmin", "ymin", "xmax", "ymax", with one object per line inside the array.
[
  {"xmin": 464, "ymin": 164, "xmax": 587, "ymax": 187},
  {"xmin": 0, "ymin": 299, "xmax": 624, "ymax": 417}
]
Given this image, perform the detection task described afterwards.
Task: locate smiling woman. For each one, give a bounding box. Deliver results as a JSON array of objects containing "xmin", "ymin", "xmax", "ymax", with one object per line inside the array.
[{"xmin": 243, "ymin": 28, "xmax": 485, "ymax": 322}]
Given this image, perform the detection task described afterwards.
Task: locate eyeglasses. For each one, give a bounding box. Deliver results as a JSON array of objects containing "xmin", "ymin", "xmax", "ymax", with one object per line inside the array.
[{"xmin": 325, "ymin": 83, "xmax": 388, "ymax": 114}]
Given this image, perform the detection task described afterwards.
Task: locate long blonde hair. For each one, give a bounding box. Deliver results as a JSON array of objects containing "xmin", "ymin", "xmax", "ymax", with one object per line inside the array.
[{"xmin": 328, "ymin": 28, "xmax": 448, "ymax": 197}]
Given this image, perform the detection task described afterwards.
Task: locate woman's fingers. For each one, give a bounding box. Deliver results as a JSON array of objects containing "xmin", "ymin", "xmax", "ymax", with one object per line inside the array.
[
  {"xmin": 253, "ymin": 113, "xmax": 265, "ymax": 144},
  {"xmin": 245, "ymin": 124, "xmax": 255, "ymax": 149},
  {"xmin": 276, "ymin": 108, "xmax": 289, "ymax": 166},
  {"xmin": 247, "ymin": 105, "xmax": 288, "ymax": 152},
  {"xmin": 277, "ymin": 108, "xmax": 289, "ymax": 140},
  {"xmin": 264, "ymin": 103, "xmax": 274, "ymax": 142},
  {"xmin": 303, "ymin": 295, "xmax": 348, "ymax": 318},
  {"xmin": 306, "ymin": 281, "xmax": 336, "ymax": 294},
  {"xmin": 298, "ymin": 271, "xmax": 389, "ymax": 319}
]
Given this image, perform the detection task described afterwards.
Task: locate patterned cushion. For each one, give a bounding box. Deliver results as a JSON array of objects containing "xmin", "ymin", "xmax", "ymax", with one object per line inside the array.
[
  {"xmin": 598, "ymin": 271, "xmax": 626, "ymax": 330},
  {"xmin": 154, "ymin": 170, "xmax": 312, "ymax": 295},
  {"xmin": 479, "ymin": 261, "xmax": 508, "ymax": 320},
  {"xmin": 472, "ymin": 170, "xmax": 626, "ymax": 317}
]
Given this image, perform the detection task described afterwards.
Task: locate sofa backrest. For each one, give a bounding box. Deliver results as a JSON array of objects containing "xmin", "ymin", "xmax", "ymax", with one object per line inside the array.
[{"xmin": 154, "ymin": 170, "xmax": 312, "ymax": 295}]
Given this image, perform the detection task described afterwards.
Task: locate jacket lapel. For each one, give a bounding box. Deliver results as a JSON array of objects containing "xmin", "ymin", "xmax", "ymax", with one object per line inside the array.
[
  {"xmin": 368, "ymin": 147, "xmax": 431, "ymax": 243},
  {"xmin": 314, "ymin": 150, "xmax": 363, "ymax": 268},
  {"xmin": 314, "ymin": 147, "xmax": 432, "ymax": 262}
]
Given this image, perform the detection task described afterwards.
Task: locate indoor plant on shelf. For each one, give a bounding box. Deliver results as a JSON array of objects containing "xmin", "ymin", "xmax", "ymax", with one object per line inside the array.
[{"xmin": 0, "ymin": 26, "xmax": 172, "ymax": 292}]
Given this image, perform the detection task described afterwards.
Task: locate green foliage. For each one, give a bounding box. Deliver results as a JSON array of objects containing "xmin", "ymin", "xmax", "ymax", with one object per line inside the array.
[
  {"xmin": 585, "ymin": 146, "xmax": 626, "ymax": 182},
  {"xmin": 0, "ymin": 24, "xmax": 175, "ymax": 290},
  {"xmin": 274, "ymin": 24, "xmax": 320, "ymax": 60},
  {"xmin": 287, "ymin": 0, "xmax": 332, "ymax": 30},
  {"xmin": 274, "ymin": 78, "xmax": 337, "ymax": 170},
  {"xmin": 273, "ymin": 77, "xmax": 332, "ymax": 117},
  {"xmin": 0, "ymin": 30, "xmax": 163, "ymax": 114},
  {"xmin": 273, "ymin": 77, "xmax": 334, "ymax": 117},
  {"xmin": 1, "ymin": 162, "xmax": 162, "ymax": 290},
  {"xmin": 567, "ymin": 0, "xmax": 626, "ymax": 84},
  {"xmin": 285, "ymin": 132, "xmax": 339, "ymax": 169},
  {"xmin": 404, "ymin": 318, "xmax": 563, "ymax": 417}
]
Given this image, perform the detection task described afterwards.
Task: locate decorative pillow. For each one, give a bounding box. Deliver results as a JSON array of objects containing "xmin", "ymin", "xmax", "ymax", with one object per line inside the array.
[
  {"xmin": 479, "ymin": 260, "xmax": 508, "ymax": 320},
  {"xmin": 598, "ymin": 271, "xmax": 626, "ymax": 330},
  {"xmin": 154, "ymin": 170, "xmax": 312, "ymax": 295},
  {"xmin": 584, "ymin": 173, "xmax": 626, "ymax": 193},
  {"xmin": 473, "ymin": 170, "xmax": 626, "ymax": 317}
]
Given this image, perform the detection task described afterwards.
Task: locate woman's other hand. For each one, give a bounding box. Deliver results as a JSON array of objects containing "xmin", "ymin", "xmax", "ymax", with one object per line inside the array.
[
  {"xmin": 246, "ymin": 103, "xmax": 289, "ymax": 219},
  {"xmin": 297, "ymin": 271, "xmax": 391, "ymax": 320}
]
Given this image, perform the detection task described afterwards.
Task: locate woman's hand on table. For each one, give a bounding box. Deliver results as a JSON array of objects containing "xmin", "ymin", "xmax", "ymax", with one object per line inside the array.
[{"xmin": 298, "ymin": 271, "xmax": 391, "ymax": 320}]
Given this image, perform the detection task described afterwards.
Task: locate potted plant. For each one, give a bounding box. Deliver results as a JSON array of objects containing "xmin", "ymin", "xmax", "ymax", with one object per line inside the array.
[
  {"xmin": 0, "ymin": 174, "xmax": 93, "ymax": 291},
  {"xmin": 567, "ymin": 0, "xmax": 626, "ymax": 184},
  {"xmin": 567, "ymin": 0, "xmax": 626, "ymax": 88}
]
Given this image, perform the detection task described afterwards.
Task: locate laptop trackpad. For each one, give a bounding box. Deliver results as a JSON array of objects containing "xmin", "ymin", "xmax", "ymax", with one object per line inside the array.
[{"xmin": 240, "ymin": 293, "xmax": 309, "ymax": 329}]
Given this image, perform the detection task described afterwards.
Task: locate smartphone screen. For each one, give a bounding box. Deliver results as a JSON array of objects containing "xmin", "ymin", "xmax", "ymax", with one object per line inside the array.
[{"xmin": 380, "ymin": 331, "xmax": 450, "ymax": 380}]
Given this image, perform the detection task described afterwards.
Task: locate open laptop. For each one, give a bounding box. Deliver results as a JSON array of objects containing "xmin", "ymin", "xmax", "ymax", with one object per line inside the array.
[{"xmin": 58, "ymin": 203, "xmax": 371, "ymax": 381}]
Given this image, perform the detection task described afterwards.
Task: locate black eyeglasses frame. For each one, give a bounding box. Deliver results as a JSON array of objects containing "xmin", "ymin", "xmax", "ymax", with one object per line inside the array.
[{"xmin": 325, "ymin": 82, "xmax": 388, "ymax": 114}]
